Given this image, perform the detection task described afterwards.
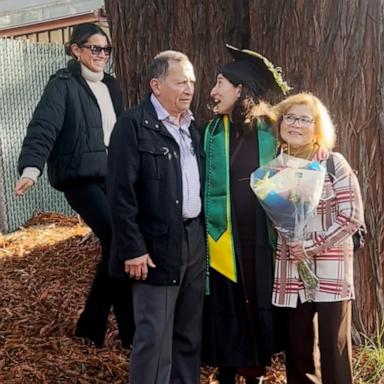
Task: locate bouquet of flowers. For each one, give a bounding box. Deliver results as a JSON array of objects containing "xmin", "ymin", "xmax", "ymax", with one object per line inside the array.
[{"xmin": 250, "ymin": 153, "xmax": 326, "ymax": 291}]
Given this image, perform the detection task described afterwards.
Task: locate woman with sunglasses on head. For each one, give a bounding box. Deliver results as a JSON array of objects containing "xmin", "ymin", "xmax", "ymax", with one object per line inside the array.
[
  {"xmin": 203, "ymin": 45, "xmax": 290, "ymax": 384},
  {"xmin": 272, "ymin": 92, "xmax": 365, "ymax": 383},
  {"xmin": 15, "ymin": 23, "xmax": 134, "ymax": 349}
]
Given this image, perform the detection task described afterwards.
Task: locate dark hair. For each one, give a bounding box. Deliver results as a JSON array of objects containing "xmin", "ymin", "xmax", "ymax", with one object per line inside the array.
[
  {"xmin": 231, "ymin": 86, "xmax": 275, "ymax": 134},
  {"xmin": 148, "ymin": 50, "xmax": 190, "ymax": 80},
  {"xmin": 65, "ymin": 23, "xmax": 110, "ymax": 57}
]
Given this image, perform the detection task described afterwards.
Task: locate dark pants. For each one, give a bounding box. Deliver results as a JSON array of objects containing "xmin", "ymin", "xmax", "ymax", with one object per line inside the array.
[
  {"xmin": 129, "ymin": 218, "xmax": 205, "ymax": 384},
  {"xmin": 64, "ymin": 180, "xmax": 134, "ymax": 347},
  {"xmin": 285, "ymin": 300, "xmax": 353, "ymax": 384}
]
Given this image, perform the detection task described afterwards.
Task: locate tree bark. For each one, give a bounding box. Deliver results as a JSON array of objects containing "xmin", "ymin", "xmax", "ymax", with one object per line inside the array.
[{"xmin": 104, "ymin": 0, "xmax": 249, "ymax": 125}]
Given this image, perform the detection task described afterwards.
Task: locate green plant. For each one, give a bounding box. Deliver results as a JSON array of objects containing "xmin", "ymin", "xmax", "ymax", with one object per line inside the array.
[{"xmin": 353, "ymin": 321, "xmax": 384, "ymax": 384}]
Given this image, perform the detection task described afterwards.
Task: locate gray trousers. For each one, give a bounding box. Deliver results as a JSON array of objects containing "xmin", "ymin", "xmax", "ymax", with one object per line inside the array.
[{"xmin": 129, "ymin": 218, "xmax": 205, "ymax": 384}]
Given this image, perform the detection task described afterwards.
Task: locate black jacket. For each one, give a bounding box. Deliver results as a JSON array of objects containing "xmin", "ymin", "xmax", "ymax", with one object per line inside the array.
[
  {"xmin": 18, "ymin": 60, "xmax": 123, "ymax": 190},
  {"xmin": 108, "ymin": 98, "xmax": 204, "ymax": 284}
]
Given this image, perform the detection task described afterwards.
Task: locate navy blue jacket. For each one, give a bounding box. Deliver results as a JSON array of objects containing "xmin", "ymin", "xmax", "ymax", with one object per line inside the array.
[{"xmin": 108, "ymin": 98, "xmax": 205, "ymax": 284}]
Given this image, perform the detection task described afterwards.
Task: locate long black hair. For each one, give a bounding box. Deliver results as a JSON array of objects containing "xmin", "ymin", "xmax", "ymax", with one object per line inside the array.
[
  {"xmin": 65, "ymin": 23, "xmax": 110, "ymax": 57},
  {"xmin": 230, "ymin": 85, "xmax": 275, "ymax": 134}
]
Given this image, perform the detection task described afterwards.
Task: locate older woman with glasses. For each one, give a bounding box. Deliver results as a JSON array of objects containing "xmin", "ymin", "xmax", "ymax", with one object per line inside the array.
[
  {"xmin": 15, "ymin": 23, "xmax": 133, "ymax": 348},
  {"xmin": 273, "ymin": 92, "xmax": 365, "ymax": 384}
]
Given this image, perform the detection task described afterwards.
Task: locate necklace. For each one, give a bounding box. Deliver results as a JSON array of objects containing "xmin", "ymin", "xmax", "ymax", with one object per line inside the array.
[{"xmin": 286, "ymin": 143, "xmax": 319, "ymax": 160}]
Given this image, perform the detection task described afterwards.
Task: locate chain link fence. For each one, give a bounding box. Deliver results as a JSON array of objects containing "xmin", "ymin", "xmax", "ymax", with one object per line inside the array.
[{"xmin": 0, "ymin": 39, "xmax": 74, "ymax": 232}]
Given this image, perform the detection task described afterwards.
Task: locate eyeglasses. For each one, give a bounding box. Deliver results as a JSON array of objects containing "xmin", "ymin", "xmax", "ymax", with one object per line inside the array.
[
  {"xmin": 282, "ymin": 114, "xmax": 314, "ymax": 128},
  {"xmin": 80, "ymin": 45, "xmax": 112, "ymax": 56}
]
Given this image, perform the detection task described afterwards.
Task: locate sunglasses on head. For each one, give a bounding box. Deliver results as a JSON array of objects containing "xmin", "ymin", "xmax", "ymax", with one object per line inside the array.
[{"xmin": 79, "ymin": 45, "xmax": 112, "ymax": 56}]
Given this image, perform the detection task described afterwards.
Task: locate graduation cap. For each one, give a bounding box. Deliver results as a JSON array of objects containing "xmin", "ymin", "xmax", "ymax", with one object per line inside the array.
[{"xmin": 220, "ymin": 44, "xmax": 291, "ymax": 96}]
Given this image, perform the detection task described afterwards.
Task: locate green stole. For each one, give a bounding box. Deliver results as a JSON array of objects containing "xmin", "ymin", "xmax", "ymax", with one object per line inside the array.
[{"xmin": 204, "ymin": 115, "xmax": 276, "ymax": 283}]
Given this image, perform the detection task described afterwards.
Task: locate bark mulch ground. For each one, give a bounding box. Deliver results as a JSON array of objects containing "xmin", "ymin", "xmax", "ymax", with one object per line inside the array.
[{"xmin": 0, "ymin": 212, "xmax": 285, "ymax": 383}]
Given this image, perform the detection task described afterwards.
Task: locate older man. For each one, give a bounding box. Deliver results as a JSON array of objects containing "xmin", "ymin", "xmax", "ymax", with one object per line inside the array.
[{"xmin": 108, "ymin": 50, "xmax": 205, "ymax": 384}]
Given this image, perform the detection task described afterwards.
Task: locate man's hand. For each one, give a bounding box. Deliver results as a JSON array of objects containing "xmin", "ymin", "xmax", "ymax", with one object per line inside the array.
[
  {"xmin": 124, "ymin": 253, "xmax": 156, "ymax": 280},
  {"xmin": 15, "ymin": 177, "xmax": 34, "ymax": 196},
  {"xmin": 288, "ymin": 241, "xmax": 309, "ymax": 263}
]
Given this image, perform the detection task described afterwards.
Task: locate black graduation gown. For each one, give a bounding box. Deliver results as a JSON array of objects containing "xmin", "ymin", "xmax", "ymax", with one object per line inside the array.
[{"xmin": 202, "ymin": 126, "xmax": 275, "ymax": 368}]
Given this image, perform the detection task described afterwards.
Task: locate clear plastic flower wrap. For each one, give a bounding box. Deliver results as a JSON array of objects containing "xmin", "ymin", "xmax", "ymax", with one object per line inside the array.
[{"xmin": 250, "ymin": 153, "xmax": 326, "ymax": 292}]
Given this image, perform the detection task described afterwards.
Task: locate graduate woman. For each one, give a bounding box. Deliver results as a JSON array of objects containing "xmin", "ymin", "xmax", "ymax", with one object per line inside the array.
[{"xmin": 202, "ymin": 45, "xmax": 290, "ymax": 384}]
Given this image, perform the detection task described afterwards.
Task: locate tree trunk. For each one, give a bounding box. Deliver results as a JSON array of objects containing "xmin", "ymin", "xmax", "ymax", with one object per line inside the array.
[
  {"xmin": 104, "ymin": 0, "xmax": 384, "ymax": 341},
  {"xmin": 249, "ymin": 0, "xmax": 384, "ymax": 343},
  {"xmin": 104, "ymin": 0, "xmax": 249, "ymax": 125}
]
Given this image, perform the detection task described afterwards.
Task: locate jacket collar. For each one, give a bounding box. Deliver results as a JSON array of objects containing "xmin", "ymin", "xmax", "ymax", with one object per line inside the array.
[
  {"xmin": 141, "ymin": 97, "xmax": 172, "ymax": 137},
  {"xmin": 149, "ymin": 93, "xmax": 194, "ymax": 125},
  {"xmin": 140, "ymin": 97, "xmax": 204, "ymax": 182},
  {"xmin": 67, "ymin": 59, "xmax": 81, "ymax": 74},
  {"xmin": 66, "ymin": 59, "xmax": 122, "ymax": 116},
  {"xmin": 141, "ymin": 96, "xmax": 200, "ymax": 149}
]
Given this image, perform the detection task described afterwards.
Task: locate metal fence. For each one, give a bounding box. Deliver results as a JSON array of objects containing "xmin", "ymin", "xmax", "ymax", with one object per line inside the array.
[{"xmin": 0, "ymin": 39, "xmax": 74, "ymax": 232}]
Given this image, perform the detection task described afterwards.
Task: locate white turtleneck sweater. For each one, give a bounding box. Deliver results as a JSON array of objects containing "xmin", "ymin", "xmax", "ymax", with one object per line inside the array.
[
  {"xmin": 81, "ymin": 63, "xmax": 116, "ymax": 147},
  {"xmin": 21, "ymin": 64, "xmax": 117, "ymax": 183}
]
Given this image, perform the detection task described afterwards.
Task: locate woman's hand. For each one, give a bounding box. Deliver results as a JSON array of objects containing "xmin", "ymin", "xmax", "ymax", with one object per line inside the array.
[
  {"xmin": 288, "ymin": 241, "xmax": 309, "ymax": 263},
  {"xmin": 15, "ymin": 177, "xmax": 34, "ymax": 196}
]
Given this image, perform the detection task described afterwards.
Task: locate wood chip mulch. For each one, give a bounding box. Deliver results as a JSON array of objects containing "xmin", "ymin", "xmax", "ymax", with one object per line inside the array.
[{"xmin": 0, "ymin": 212, "xmax": 286, "ymax": 383}]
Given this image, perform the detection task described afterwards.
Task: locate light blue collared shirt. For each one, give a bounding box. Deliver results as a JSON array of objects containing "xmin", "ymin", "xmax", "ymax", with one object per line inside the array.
[{"xmin": 150, "ymin": 94, "xmax": 201, "ymax": 219}]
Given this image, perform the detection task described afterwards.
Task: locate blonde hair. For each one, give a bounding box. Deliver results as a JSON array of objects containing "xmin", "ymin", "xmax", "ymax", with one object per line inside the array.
[{"xmin": 274, "ymin": 92, "xmax": 336, "ymax": 150}]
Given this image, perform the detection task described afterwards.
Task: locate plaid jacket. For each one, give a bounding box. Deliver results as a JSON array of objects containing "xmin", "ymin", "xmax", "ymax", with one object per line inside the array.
[{"xmin": 272, "ymin": 150, "xmax": 365, "ymax": 308}]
